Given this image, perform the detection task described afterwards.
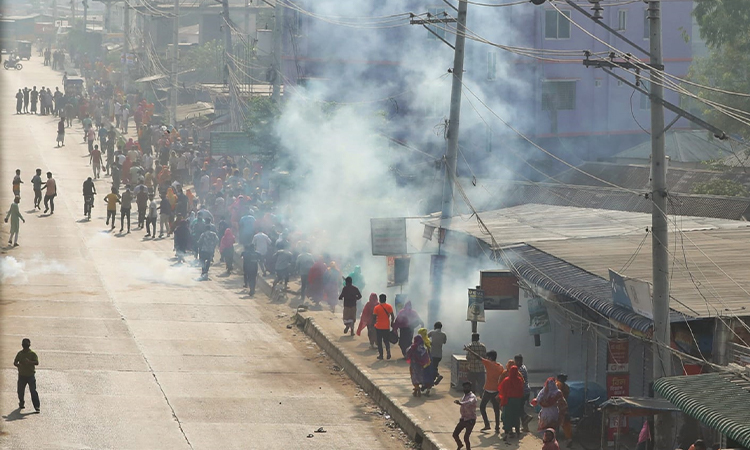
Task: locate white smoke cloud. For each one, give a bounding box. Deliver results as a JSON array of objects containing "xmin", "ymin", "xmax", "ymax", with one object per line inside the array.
[{"xmin": 0, "ymin": 255, "xmax": 70, "ymax": 283}]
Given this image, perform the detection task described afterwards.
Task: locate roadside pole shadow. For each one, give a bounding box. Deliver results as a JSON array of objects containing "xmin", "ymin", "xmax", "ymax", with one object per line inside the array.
[{"xmin": 3, "ymin": 408, "xmax": 35, "ymax": 422}]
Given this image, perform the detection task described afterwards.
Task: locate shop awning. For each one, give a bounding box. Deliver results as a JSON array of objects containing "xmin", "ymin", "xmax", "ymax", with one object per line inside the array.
[
  {"xmin": 654, "ymin": 372, "xmax": 750, "ymax": 447},
  {"xmin": 599, "ymin": 396, "xmax": 679, "ymax": 416}
]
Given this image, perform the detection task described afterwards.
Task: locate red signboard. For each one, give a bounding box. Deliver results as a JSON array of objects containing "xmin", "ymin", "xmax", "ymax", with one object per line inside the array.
[
  {"xmin": 606, "ymin": 374, "xmax": 630, "ymax": 398},
  {"xmin": 607, "ymin": 338, "xmax": 629, "ymax": 372},
  {"xmin": 606, "ymin": 373, "xmax": 630, "ymax": 442}
]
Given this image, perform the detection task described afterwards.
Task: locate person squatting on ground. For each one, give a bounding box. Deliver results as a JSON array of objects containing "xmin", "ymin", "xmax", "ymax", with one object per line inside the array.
[
  {"xmin": 14, "ymin": 338, "xmax": 40, "ymax": 413},
  {"xmin": 453, "ymin": 381, "xmax": 477, "ymax": 450}
]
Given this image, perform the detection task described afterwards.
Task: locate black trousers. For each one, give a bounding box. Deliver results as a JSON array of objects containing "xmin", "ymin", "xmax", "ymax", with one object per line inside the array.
[
  {"xmin": 453, "ymin": 419, "xmax": 476, "ymax": 449},
  {"xmin": 137, "ymin": 206, "xmax": 147, "ymax": 227},
  {"xmin": 244, "ymin": 262, "xmax": 258, "ymax": 293},
  {"xmin": 17, "ymin": 375, "xmax": 40, "ymax": 409},
  {"xmin": 222, "ymin": 249, "xmax": 233, "ymax": 272},
  {"xmin": 43, "ymin": 194, "xmax": 55, "ymax": 213},
  {"xmin": 480, "ymin": 391, "xmax": 500, "ymax": 428},
  {"xmin": 199, "ymin": 250, "xmax": 213, "ymax": 275},
  {"xmin": 146, "ymin": 217, "xmax": 157, "ymax": 235},
  {"xmin": 106, "ymin": 210, "xmax": 116, "ymax": 226},
  {"xmin": 376, "ymin": 328, "xmax": 391, "ymax": 358},
  {"xmin": 120, "ymin": 208, "xmax": 131, "ymax": 230}
]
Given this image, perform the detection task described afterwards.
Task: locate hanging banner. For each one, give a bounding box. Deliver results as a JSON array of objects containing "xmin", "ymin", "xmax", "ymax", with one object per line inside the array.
[
  {"xmin": 480, "ymin": 270, "xmax": 520, "ymax": 310},
  {"xmin": 467, "ymin": 288, "xmax": 485, "ymax": 322},
  {"xmin": 526, "ymin": 291, "xmax": 552, "ymax": 335},
  {"xmin": 609, "ymin": 269, "xmax": 653, "ymax": 319},
  {"xmin": 386, "ymin": 256, "xmax": 410, "ymax": 287},
  {"xmin": 607, "ymin": 338, "xmax": 629, "ymax": 373}
]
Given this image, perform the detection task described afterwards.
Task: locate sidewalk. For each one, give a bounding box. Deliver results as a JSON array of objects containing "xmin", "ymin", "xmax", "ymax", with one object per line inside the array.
[{"xmin": 252, "ymin": 271, "xmax": 547, "ymax": 450}]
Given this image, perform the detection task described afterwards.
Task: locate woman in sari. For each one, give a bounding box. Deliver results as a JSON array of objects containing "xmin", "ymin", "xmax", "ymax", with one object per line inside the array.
[
  {"xmin": 393, "ymin": 301, "xmax": 424, "ymax": 357},
  {"xmin": 498, "ymin": 365, "xmax": 525, "ymax": 439},
  {"xmin": 405, "ymin": 335, "xmax": 431, "ymax": 397},
  {"xmin": 306, "ymin": 258, "xmax": 327, "ymax": 305},
  {"xmin": 356, "ymin": 293, "xmax": 378, "ymax": 348},
  {"xmin": 535, "ymin": 377, "xmax": 567, "ymax": 431},
  {"xmin": 417, "ymin": 328, "xmax": 436, "ymax": 394}
]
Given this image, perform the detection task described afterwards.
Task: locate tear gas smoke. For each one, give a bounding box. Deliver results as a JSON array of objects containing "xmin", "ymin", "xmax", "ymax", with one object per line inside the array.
[
  {"xmin": 273, "ymin": 1, "xmax": 547, "ymax": 365},
  {"xmin": 0, "ymin": 255, "xmax": 70, "ymax": 284}
]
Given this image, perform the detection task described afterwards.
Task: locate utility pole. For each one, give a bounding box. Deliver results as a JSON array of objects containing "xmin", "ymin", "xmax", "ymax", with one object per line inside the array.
[
  {"xmin": 416, "ymin": 0, "xmax": 467, "ymax": 326},
  {"xmin": 123, "ymin": 2, "xmax": 130, "ymax": 94},
  {"xmin": 648, "ymin": 1, "xmax": 672, "ymax": 447},
  {"xmin": 51, "ymin": 0, "xmax": 58, "ymax": 48},
  {"xmin": 271, "ymin": 0, "xmax": 283, "ymax": 103},
  {"xmin": 82, "ymin": 0, "xmax": 88, "ymax": 33},
  {"xmin": 220, "ymin": 0, "xmax": 238, "ymax": 130},
  {"xmin": 71, "ymin": 0, "xmax": 76, "ymax": 30},
  {"xmin": 170, "ymin": 0, "xmax": 179, "ymax": 127}
]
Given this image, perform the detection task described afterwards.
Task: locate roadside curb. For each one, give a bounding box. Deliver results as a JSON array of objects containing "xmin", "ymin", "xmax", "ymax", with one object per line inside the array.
[
  {"xmin": 233, "ymin": 246, "xmax": 444, "ymax": 449},
  {"xmin": 293, "ymin": 313, "xmax": 445, "ymax": 450}
]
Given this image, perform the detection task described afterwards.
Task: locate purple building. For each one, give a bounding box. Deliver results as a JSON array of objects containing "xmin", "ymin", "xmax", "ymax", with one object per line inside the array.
[{"xmin": 281, "ymin": 0, "xmax": 698, "ymax": 177}]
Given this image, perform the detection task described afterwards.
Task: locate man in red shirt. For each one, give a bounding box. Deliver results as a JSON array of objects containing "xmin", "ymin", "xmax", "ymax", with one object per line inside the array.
[{"xmin": 372, "ymin": 294, "xmax": 394, "ymax": 360}]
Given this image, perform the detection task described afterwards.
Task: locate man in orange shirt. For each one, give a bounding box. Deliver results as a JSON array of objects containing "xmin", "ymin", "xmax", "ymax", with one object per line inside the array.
[
  {"xmin": 372, "ymin": 294, "xmax": 395, "ymax": 361},
  {"xmin": 466, "ymin": 347, "xmax": 504, "ymax": 432}
]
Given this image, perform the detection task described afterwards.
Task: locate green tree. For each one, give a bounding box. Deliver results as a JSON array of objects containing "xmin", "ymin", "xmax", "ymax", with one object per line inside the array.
[
  {"xmin": 242, "ymin": 96, "xmax": 282, "ymax": 162},
  {"xmin": 693, "ymin": 0, "xmax": 750, "ymax": 50},
  {"xmin": 687, "ymin": 0, "xmax": 750, "ymax": 138},
  {"xmin": 179, "ymin": 40, "xmax": 224, "ymax": 84},
  {"xmin": 691, "ymin": 179, "xmax": 749, "ymax": 197}
]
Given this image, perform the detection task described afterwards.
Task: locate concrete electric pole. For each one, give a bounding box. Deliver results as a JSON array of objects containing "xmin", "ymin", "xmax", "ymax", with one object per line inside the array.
[
  {"xmin": 423, "ymin": 0, "xmax": 468, "ymax": 326},
  {"xmin": 271, "ymin": 0, "xmax": 283, "ymax": 103},
  {"xmin": 220, "ymin": 0, "xmax": 238, "ymax": 130},
  {"xmin": 170, "ymin": 0, "xmax": 180, "ymax": 127},
  {"xmin": 647, "ymin": 1, "xmax": 672, "ymax": 447},
  {"xmin": 123, "ymin": 1, "xmax": 130, "ymax": 93}
]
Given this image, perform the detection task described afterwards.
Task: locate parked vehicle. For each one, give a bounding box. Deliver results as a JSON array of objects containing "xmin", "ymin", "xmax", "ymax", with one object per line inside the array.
[{"xmin": 15, "ymin": 40, "xmax": 32, "ymax": 60}]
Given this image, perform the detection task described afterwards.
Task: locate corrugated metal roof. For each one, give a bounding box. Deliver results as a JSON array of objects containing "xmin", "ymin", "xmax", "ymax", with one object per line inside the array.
[
  {"xmin": 427, "ymin": 204, "xmax": 750, "ymax": 319},
  {"xmin": 654, "ymin": 372, "xmax": 750, "ymax": 447},
  {"xmin": 613, "ymin": 130, "xmax": 734, "ymax": 163},
  {"xmin": 469, "ymin": 180, "xmax": 750, "ymax": 221},
  {"xmin": 505, "ymin": 244, "xmax": 657, "ymax": 334},
  {"xmin": 548, "ymin": 162, "xmax": 750, "ymax": 193}
]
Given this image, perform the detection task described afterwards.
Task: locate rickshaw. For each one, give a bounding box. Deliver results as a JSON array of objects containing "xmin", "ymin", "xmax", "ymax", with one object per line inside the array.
[
  {"xmin": 15, "ymin": 41, "xmax": 32, "ymax": 60},
  {"xmin": 64, "ymin": 77, "xmax": 85, "ymax": 96}
]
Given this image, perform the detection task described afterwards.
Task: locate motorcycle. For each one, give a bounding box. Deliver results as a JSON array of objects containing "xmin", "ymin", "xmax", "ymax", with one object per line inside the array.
[{"xmin": 3, "ymin": 57, "xmax": 22, "ymax": 70}]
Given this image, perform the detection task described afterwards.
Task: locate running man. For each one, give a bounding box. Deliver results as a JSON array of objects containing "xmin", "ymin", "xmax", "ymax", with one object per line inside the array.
[
  {"xmin": 197, "ymin": 219, "xmax": 219, "ymax": 279},
  {"xmin": 104, "ymin": 187, "xmax": 120, "ymax": 230}
]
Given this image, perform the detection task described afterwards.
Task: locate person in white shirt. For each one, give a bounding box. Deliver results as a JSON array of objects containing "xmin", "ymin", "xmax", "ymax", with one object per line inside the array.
[
  {"xmin": 251, "ymin": 231, "xmax": 272, "ymax": 276},
  {"xmin": 145, "ymin": 195, "xmax": 158, "ymax": 238}
]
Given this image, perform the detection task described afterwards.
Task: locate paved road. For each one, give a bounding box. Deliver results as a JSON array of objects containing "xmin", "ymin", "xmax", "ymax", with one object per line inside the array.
[{"xmin": 0, "ymin": 57, "xmax": 407, "ymax": 449}]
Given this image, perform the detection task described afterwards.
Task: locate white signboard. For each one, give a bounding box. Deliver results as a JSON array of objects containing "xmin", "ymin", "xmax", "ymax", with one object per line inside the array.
[{"xmin": 371, "ymin": 218, "xmax": 407, "ymax": 256}]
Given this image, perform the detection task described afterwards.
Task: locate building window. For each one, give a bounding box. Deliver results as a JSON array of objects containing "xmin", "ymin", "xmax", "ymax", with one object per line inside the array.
[
  {"xmin": 643, "ymin": 9, "xmax": 650, "ymax": 39},
  {"xmin": 617, "ymin": 10, "xmax": 627, "ymax": 31},
  {"xmin": 640, "ymin": 80, "xmax": 651, "ymax": 110},
  {"xmin": 545, "ymin": 10, "xmax": 571, "ymax": 39},
  {"xmin": 595, "ymin": 79, "xmax": 602, "ymax": 87},
  {"xmin": 542, "ymin": 80, "xmax": 576, "ymax": 111},
  {"xmin": 617, "ymin": 79, "xmax": 624, "ymax": 87},
  {"xmin": 427, "ymin": 7, "xmax": 447, "ymax": 41},
  {"xmin": 487, "ymin": 51, "xmax": 497, "ymax": 81}
]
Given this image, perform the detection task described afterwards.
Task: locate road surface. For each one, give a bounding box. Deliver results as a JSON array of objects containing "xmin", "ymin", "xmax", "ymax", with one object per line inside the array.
[{"xmin": 0, "ymin": 56, "xmax": 410, "ymax": 449}]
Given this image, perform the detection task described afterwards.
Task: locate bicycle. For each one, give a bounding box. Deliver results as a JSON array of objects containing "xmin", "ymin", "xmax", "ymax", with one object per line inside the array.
[
  {"xmin": 84, "ymin": 194, "xmax": 95, "ymax": 219},
  {"xmin": 569, "ymin": 397, "xmax": 601, "ymax": 450}
]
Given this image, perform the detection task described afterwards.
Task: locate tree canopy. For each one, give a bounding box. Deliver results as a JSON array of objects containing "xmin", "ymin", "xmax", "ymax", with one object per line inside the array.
[{"xmin": 693, "ymin": 0, "xmax": 750, "ymax": 50}]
